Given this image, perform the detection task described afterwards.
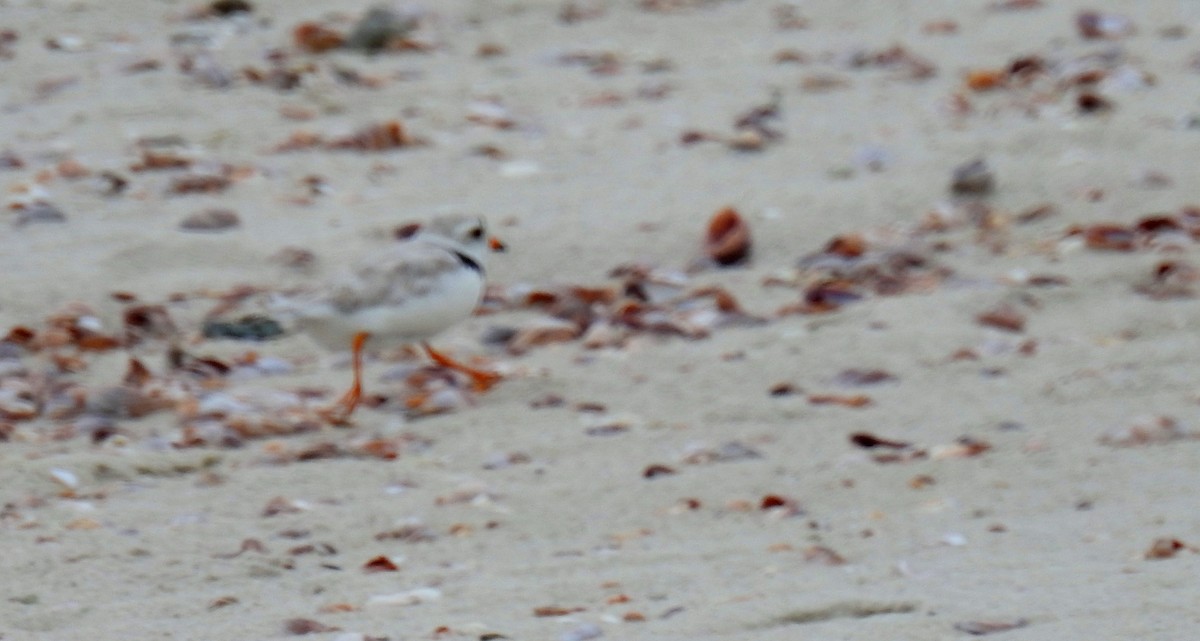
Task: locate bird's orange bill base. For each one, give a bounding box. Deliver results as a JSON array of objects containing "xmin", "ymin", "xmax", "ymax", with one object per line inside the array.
[{"xmin": 488, "ymin": 236, "xmax": 506, "ymax": 252}]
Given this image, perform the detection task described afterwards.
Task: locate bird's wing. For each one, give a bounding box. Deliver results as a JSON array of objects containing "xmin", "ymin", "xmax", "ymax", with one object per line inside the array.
[{"xmin": 324, "ymin": 241, "xmax": 464, "ymax": 314}]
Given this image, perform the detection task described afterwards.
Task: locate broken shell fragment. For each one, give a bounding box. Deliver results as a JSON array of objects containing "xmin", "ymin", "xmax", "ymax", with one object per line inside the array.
[
  {"xmin": 327, "ymin": 120, "xmax": 420, "ymax": 151},
  {"xmin": 293, "ymin": 22, "xmax": 344, "ymax": 53},
  {"xmin": 48, "ymin": 467, "xmax": 80, "ymax": 491},
  {"xmin": 366, "ymin": 587, "xmax": 442, "ymax": 607},
  {"xmin": 1080, "ymin": 224, "xmax": 1136, "ymax": 251},
  {"xmin": 803, "ymin": 545, "xmax": 847, "ymax": 566},
  {"xmin": 705, "ymin": 207, "xmax": 752, "ymax": 266},
  {"xmin": 824, "ymin": 233, "xmax": 868, "ymax": 258},
  {"xmin": 505, "ymin": 318, "xmax": 581, "ymax": 355},
  {"xmin": 1144, "ymin": 537, "xmax": 1195, "ymax": 560},
  {"xmin": 976, "ymin": 305, "xmax": 1026, "ymax": 332},
  {"xmin": 0, "ymin": 379, "xmax": 38, "ymax": 420}
]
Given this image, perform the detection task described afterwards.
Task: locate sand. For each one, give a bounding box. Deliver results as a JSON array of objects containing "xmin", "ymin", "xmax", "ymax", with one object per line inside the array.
[{"xmin": 2, "ymin": 0, "xmax": 1200, "ymax": 639}]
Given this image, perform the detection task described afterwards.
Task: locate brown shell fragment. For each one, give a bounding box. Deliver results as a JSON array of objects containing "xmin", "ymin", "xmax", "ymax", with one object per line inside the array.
[
  {"xmin": 909, "ymin": 474, "xmax": 936, "ymax": 489},
  {"xmin": 923, "ymin": 20, "xmax": 959, "ymax": 34},
  {"xmin": 705, "ymin": 207, "xmax": 752, "ymax": 266},
  {"xmin": 123, "ymin": 304, "xmax": 177, "ymax": 345},
  {"xmin": 210, "ymin": 0, "xmax": 253, "ymax": 16},
  {"xmin": 571, "ymin": 286, "xmax": 619, "ymax": 305},
  {"xmin": 76, "ymin": 334, "xmax": 122, "ymax": 351},
  {"xmin": 283, "ymin": 618, "xmax": 340, "ymax": 635},
  {"xmin": 759, "ymin": 494, "xmax": 801, "ymax": 513},
  {"xmin": 213, "ymin": 538, "xmax": 268, "ymax": 559},
  {"xmin": 262, "ymin": 496, "xmax": 304, "ymax": 517},
  {"xmin": 168, "ymin": 173, "xmax": 231, "ymax": 195},
  {"xmin": 824, "ymin": 233, "xmax": 867, "ymax": 258},
  {"xmin": 849, "ymin": 432, "xmax": 911, "ymax": 449},
  {"xmin": 1136, "ymin": 260, "xmax": 1200, "ymax": 299},
  {"xmin": 534, "ymin": 605, "xmax": 586, "ymax": 617},
  {"xmin": 965, "ymin": 68, "xmax": 1007, "ymax": 92},
  {"xmin": 363, "ymin": 555, "xmax": 401, "ymax": 573},
  {"xmin": 803, "ymin": 545, "xmax": 847, "ymax": 566},
  {"xmin": 208, "ymin": 596, "xmax": 239, "ymax": 610},
  {"xmin": 1016, "ymin": 203, "xmax": 1056, "ymax": 224},
  {"xmin": 123, "ymin": 358, "xmax": 154, "ymax": 387},
  {"xmin": 976, "ymin": 305, "xmax": 1025, "ymax": 332},
  {"xmin": 931, "ymin": 436, "xmax": 992, "ymax": 459},
  {"xmin": 1099, "ymin": 415, "xmax": 1192, "ymax": 447},
  {"xmin": 1135, "ymin": 215, "xmax": 1181, "ymax": 233},
  {"xmin": 130, "ymin": 149, "xmax": 192, "ymax": 172},
  {"xmin": 1080, "ymin": 224, "xmax": 1136, "ymax": 251},
  {"xmin": 293, "ymin": 22, "xmax": 344, "ymax": 53},
  {"xmin": 506, "ymin": 319, "xmax": 582, "ymax": 355},
  {"xmin": 273, "ymin": 131, "xmax": 324, "ymax": 153},
  {"xmin": 393, "ymin": 221, "xmax": 422, "ymax": 239},
  {"xmin": 327, "ymin": 121, "xmax": 419, "ymax": 151},
  {"xmin": 3, "ymin": 326, "xmax": 36, "ymax": 349},
  {"xmin": 56, "ymin": 158, "xmax": 90, "ymax": 179},
  {"xmin": 1144, "ymin": 538, "xmax": 1195, "ymax": 560},
  {"xmin": 680, "ymin": 130, "xmax": 717, "ymax": 145},
  {"xmin": 727, "ymin": 129, "xmax": 767, "ymax": 152},
  {"xmin": 1077, "ymin": 92, "xmax": 1113, "ymax": 114},
  {"xmin": 0, "ymin": 379, "xmax": 38, "ymax": 420},
  {"xmin": 642, "ymin": 464, "xmax": 676, "ymax": 479},
  {"xmin": 834, "ymin": 368, "xmax": 896, "ymax": 386},
  {"xmin": 786, "ymin": 280, "xmax": 863, "ymax": 314},
  {"xmin": 808, "ymin": 393, "xmax": 872, "ymax": 408},
  {"xmin": 768, "ymin": 382, "xmax": 798, "ymax": 396},
  {"xmin": 374, "ymin": 524, "xmax": 437, "ymax": 543}
]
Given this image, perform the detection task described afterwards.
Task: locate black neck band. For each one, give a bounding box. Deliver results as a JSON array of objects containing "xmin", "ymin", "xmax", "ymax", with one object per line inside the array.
[{"xmin": 453, "ymin": 250, "xmax": 483, "ymax": 274}]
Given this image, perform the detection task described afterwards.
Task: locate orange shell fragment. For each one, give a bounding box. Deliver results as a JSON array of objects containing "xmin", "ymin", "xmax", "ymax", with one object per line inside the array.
[{"xmin": 706, "ymin": 207, "xmax": 752, "ymax": 266}]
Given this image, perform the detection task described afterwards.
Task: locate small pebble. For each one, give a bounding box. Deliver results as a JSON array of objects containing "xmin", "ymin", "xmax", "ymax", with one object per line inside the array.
[
  {"xmin": 13, "ymin": 201, "xmax": 67, "ymax": 226},
  {"xmin": 180, "ymin": 208, "xmax": 240, "ymax": 231},
  {"xmin": 202, "ymin": 315, "xmax": 284, "ymax": 341},
  {"xmin": 951, "ymin": 159, "xmax": 994, "ymax": 196}
]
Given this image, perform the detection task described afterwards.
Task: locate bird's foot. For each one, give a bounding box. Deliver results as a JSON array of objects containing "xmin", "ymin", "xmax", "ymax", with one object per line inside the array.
[
  {"xmin": 319, "ymin": 384, "xmax": 362, "ymax": 426},
  {"xmin": 422, "ymin": 343, "xmax": 503, "ymax": 393},
  {"xmin": 317, "ymin": 405, "xmax": 355, "ymax": 426}
]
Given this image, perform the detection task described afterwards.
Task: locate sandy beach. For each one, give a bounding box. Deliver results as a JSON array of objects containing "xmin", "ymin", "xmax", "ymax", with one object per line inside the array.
[{"xmin": 2, "ymin": 1, "xmax": 1200, "ymax": 639}]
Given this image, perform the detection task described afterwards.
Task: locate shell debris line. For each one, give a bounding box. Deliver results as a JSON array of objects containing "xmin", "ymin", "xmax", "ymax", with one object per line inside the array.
[
  {"xmin": 0, "ymin": 202, "xmax": 775, "ymax": 447},
  {"xmin": 3, "ymin": 120, "xmax": 1200, "ymax": 443},
  {"xmin": 4, "ymin": 177, "xmax": 1198, "ymax": 453}
]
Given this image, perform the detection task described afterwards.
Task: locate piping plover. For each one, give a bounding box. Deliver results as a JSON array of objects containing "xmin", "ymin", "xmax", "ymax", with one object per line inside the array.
[{"xmin": 285, "ymin": 215, "xmax": 504, "ymax": 423}]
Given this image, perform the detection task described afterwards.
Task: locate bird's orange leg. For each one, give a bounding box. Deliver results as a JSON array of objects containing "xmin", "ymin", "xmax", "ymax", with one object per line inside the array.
[
  {"xmin": 422, "ymin": 342, "xmax": 502, "ymax": 392},
  {"xmin": 320, "ymin": 331, "xmax": 370, "ymax": 425}
]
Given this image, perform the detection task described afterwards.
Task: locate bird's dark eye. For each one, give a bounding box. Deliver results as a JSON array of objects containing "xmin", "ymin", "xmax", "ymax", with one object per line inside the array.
[{"xmin": 468, "ymin": 226, "xmax": 484, "ymax": 240}]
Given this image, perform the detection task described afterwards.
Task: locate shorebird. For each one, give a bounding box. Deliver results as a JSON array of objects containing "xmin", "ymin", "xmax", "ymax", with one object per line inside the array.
[{"xmin": 284, "ymin": 215, "xmax": 504, "ymax": 423}]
